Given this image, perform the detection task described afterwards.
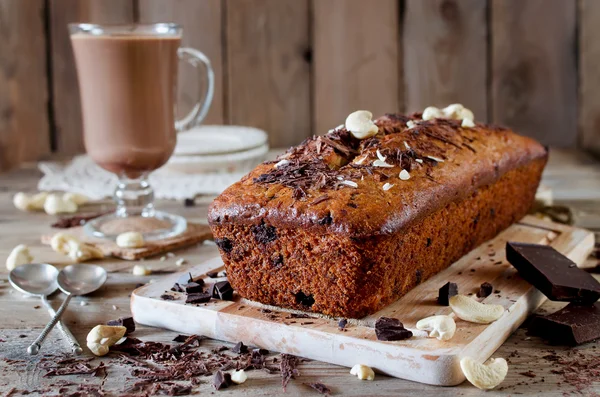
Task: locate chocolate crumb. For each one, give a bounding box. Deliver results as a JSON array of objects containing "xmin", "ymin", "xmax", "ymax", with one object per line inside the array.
[
  {"xmin": 172, "ymin": 334, "xmax": 189, "ymax": 343},
  {"xmin": 170, "ymin": 283, "xmax": 184, "ymax": 293},
  {"xmin": 160, "ymin": 294, "xmax": 176, "ymax": 301},
  {"xmin": 338, "ymin": 318, "xmax": 348, "ymax": 330},
  {"xmin": 280, "ymin": 354, "xmax": 300, "ymax": 391},
  {"xmin": 206, "ymin": 271, "xmax": 219, "ymax": 278},
  {"xmin": 519, "ymin": 371, "xmax": 537, "ymax": 378},
  {"xmin": 183, "ymin": 198, "xmax": 195, "ymax": 207},
  {"xmin": 477, "ymin": 282, "xmax": 494, "ymax": 298}
]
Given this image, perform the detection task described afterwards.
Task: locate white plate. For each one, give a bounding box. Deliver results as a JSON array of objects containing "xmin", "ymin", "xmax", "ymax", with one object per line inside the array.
[
  {"xmin": 174, "ymin": 125, "xmax": 268, "ymax": 156},
  {"xmin": 166, "ymin": 143, "xmax": 269, "ymax": 174}
]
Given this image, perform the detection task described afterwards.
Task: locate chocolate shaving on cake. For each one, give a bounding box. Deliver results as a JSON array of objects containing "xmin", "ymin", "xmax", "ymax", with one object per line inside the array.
[{"xmin": 280, "ymin": 354, "xmax": 300, "ymax": 391}]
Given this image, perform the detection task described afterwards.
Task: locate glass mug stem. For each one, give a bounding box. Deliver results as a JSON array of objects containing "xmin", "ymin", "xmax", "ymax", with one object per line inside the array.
[{"xmin": 114, "ymin": 176, "xmax": 155, "ymax": 218}]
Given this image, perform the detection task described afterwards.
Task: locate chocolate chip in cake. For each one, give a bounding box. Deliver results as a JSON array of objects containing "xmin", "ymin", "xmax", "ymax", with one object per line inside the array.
[
  {"xmin": 232, "ymin": 341, "xmax": 248, "ymax": 354},
  {"xmin": 270, "ymin": 253, "xmax": 284, "ymax": 269},
  {"xmin": 185, "ymin": 292, "xmax": 211, "ymax": 304},
  {"xmin": 375, "ymin": 317, "xmax": 413, "ymax": 341},
  {"xmin": 251, "ymin": 222, "xmax": 278, "ymax": 244},
  {"xmin": 106, "ymin": 317, "xmax": 136, "ymax": 335},
  {"xmin": 477, "ymin": 282, "xmax": 494, "ymax": 298},
  {"xmin": 318, "ymin": 213, "xmax": 333, "ymax": 225},
  {"xmin": 438, "ymin": 282, "xmax": 458, "ymax": 306},
  {"xmin": 426, "ymin": 237, "xmax": 432, "ymax": 247},
  {"xmin": 415, "ymin": 269, "xmax": 423, "ymax": 284},
  {"xmin": 215, "ymin": 237, "xmax": 234, "ymax": 253},
  {"xmin": 212, "ymin": 281, "xmax": 234, "ymax": 301},
  {"xmin": 295, "ymin": 291, "xmax": 315, "ymax": 307},
  {"xmin": 184, "ymin": 282, "xmax": 204, "ymax": 294},
  {"xmin": 212, "ymin": 370, "xmax": 232, "ymax": 390}
]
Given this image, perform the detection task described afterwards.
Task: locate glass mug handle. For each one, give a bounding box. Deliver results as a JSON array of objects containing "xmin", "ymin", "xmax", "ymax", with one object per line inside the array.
[{"xmin": 175, "ymin": 47, "xmax": 215, "ymax": 132}]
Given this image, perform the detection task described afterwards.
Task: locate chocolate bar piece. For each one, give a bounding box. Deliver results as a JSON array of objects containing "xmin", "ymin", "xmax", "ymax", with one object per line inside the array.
[
  {"xmin": 184, "ymin": 282, "xmax": 204, "ymax": 294},
  {"xmin": 211, "ymin": 281, "xmax": 234, "ymax": 300},
  {"xmin": 107, "ymin": 317, "xmax": 136, "ymax": 335},
  {"xmin": 375, "ymin": 317, "xmax": 412, "ymax": 341},
  {"xmin": 529, "ymin": 302, "xmax": 600, "ymax": 345},
  {"xmin": 506, "ymin": 242, "xmax": 600, "ymax": 304},
  {"xmin": 185, "ymin": 292, "xmax": 212, "ymax": 304},
  {"xmin": 438, "ymin": 282, "xmax": 458, "ymax": 306}
]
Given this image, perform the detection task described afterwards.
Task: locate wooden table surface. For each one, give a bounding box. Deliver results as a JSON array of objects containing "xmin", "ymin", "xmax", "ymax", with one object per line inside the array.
[{"xmin": 0, "ymin": 149, "xmax": 599, "ymax": 396}]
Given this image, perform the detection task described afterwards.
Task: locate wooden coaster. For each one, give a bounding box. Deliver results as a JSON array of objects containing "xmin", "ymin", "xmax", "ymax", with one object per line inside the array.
[{"xmin": 41, "ymin": 222, "xmax": 213, "ymax": 261}]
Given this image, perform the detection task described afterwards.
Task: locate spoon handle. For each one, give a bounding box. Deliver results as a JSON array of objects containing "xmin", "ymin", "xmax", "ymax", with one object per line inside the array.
[
  {"xmin": 28, "ymin": 293, "xmax": 73, "ymax": 355},
  {"xmin": 41, "ymin": 296, "xmax": 83, "ymax": 355}
]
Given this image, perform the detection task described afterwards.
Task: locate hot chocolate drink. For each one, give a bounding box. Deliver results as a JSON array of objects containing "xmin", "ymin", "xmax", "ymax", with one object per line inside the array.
[{"xmin": 71, "ymin": 33, "xmax": 181, "ymax": 177}]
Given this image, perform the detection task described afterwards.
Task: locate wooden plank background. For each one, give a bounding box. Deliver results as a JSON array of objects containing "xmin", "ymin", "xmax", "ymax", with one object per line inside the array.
[{"xmin": 0, "ymin": 0, "xmax": 597, "ymax": 171}]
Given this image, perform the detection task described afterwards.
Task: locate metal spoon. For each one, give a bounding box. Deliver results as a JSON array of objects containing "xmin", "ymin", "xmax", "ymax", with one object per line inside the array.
[
  {"xmin": 9, "ymin": 263, "xmax": 83, "ymax": 355},
  {"xmin": 27, "ymin": 263, "xmax": 107, "ymax": 355}
]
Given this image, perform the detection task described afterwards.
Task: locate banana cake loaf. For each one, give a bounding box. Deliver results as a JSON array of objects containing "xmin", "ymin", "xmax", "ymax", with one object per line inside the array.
[{"xmin": 208, "ymin": 105, "xmax": 548, "ymax": 318}]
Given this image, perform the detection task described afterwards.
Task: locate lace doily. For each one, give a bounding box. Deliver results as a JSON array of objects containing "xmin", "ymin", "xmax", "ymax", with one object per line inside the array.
[{"xmin": 38, "ymin": 155, "xmax": 248, "ymax": 200}]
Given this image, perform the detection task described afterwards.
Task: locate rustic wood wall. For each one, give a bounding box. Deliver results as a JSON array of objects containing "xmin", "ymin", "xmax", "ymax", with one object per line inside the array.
[{"xmin": 0, "ymin": 0, "xmax": 597, "ymax": 171}]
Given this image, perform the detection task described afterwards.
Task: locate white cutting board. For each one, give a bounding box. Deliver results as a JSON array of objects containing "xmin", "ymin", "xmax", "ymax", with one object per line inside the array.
[{"xmin": 131, "ymin": 216, "xmax": 594, "ymax": 386}]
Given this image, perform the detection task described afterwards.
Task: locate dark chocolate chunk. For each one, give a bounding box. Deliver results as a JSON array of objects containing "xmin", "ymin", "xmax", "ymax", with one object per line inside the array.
[
  {"xmin": 106, "ymin": 317, "xmax": 135, "ymax": 335},
  {"xmin": 438, "ymin": 282, "xmax": 458, "ymax": 306},
  {"xmin": 170, "ymin": 283, "xmax": 184, "ymax": 293},
  {"xmin": 506, "ymin": 242, "xmax": 600, "ymax": 304},
  {"xmin": 215, "ymin": 238, "xmax": 233, "ymax": 253},
  {"xmin": 415, "ymin": 269, "xmax": 422, "ymax": 284},
  {"xmin": 160, "ymin": 294, "xmax": 176, "ymax": 301},
  {"xmin": 375, "ymin": 317, "xmax": 413, "ymax": 341},
  {"xmin": 251, "ymin": 222, "xmax": 277, "ymax": 244},
  {"xmin": 232, "ymin": 341, "xmax": 248, "ymax": 354},
  {"xmin": 306, "ymin": 382, "xmax": 331, "ymax": 395},
  {"xmin": 211, "ymin": 281, "xmax": 234, "ymax": 300},
  {"xmin": 212, "ymin": 370, "xmax": 232, "ymax": 390},
  {"xmin": 295, "ymin": 291, "xmax": 315, "ymax": 307},
  {"xmin": 529, "ymin": 302, "xmax": 600, "ymax": 345},
  {"xmin": 206, "ymin": 271, "xmax": 219, "ymax": 278},
  {"xmin": 270, "ymin": 253, "xmax": 284, "ymax": 268},
  {"xmin": 477, "ymin": 282, "xmax": 494, "ymax": 298},
  {"xmin": 184, "ymin": 282, "xmax": 204, "ymax": 294},
  {"xmin": 338, "ymin": 318, "xmax": 348, "ymax": 330},
  {"xmin": 183, "ymin": 198, "xmax": 195, "ymax": 207},
  {"xmin": 185, "ymin": 292, "xmax": 211, "ymax": 304}
]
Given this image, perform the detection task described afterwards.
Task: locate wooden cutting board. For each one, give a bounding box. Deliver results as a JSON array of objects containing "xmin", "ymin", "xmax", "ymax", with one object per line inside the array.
[{"xmin": 131, "ymin": 216, "xmax": 594, "ymax": 386}]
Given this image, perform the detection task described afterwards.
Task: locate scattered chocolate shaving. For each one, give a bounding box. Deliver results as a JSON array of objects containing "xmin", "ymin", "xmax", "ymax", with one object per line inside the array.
[
  {"xmin": 172, "ymin": 334, "xmax": 189, "ymax": 343},
  {"xmin": 232, "ymin": 341, "xmax": 248, "ymax": 354},
  {"xmin": 42, "ymin": 357, "xmax": 100, "ymax": 377},
  {"xmin": 477, "ymin": 282, "xmax": 494, "ymax": 298},
  {"xmin": 306, "ymin": 382, "xmax": 331, "ymax": 395},
  {"xmin": 161, "ymin": 294, "xmax": 176, "ymax": 301},
  {"xmin": 519, "ymin": 370, "xmax": 537, "ymax": 378},
  {"xmin": 91, "ymin": 362, "xmax": 107, "ymax": 378},
  {"xmin": 185, "ymin": 292, "xmax": 211, "ymax": 304},
  {"xmin": 280, "ymin": 354, "xmax": 300, "ymax": 391},
  {"xmin": 289, "ymin": 313, "xmax": 310, "ymax": 319},
  {"xmin": 51, "ymin": 211, "xmax": 110, "ymax": 229},
  {"xmin": 310, "ymin": 194, "xmax": 330, "ymax": 206},
  {"xmin": 211, "ymin": 281, "xmax": 234, "ymax": 300},
  {"xmin": 375, "ymin": 317, "xmax": 413, "ymax": 341}
]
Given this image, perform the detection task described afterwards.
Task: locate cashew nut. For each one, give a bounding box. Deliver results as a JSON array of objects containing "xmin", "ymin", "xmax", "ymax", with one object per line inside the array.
[
  {"xmin": 62, "ymin": 192, "xmax": 90, "ymax": 206},
  {"xmin": 345, "ymin": 110, "xmax": 379, "ymax": 139},
  {"xmin": 422, "ymin": 106, "xmax": 444, "ymax": 121},
  {"xmin": 116, "ymin": 231, "xmax": 145, "ymax": 248},
  {"xmin": 132, "ymin": 264, "xmax": 152, "ymax": 276},
  {"xmin": 460, "ymin": 357, "xmax": 508, "ymax": 390},
  {"xmin": 13, "ymin": 192, "xmax": 48, "ymax": 212},
  {"xmin": 86, "ymin": 325, "xmax": 127, "ymax": 356},
  {"xmin": 44, "ymin": 194, "xmax": 78, "ymax": 215},
  {"xmin": 421, "ymin": 104, "xmax": 475, "ymax": 127},
  {"xmin": 6, "ymin": 244, "xmax": 33, "ymax": 271},
  {"xmin": 416, "ymin": 315, "xmax": 456, "ymax": 341},
  {"xmin": 350, "ymin": 364, "xmax": 375, "ymax": 380},
  {"xmin": 449, "ymin": 295, "xmax": 504, "ymax": 324},
  {"xmin": 50, "ymin": 232, "xmax": 104, "ymax": 262},
  {"xmin": 231, "ymin": 369, "xmax": 248, "ymax": 384}
]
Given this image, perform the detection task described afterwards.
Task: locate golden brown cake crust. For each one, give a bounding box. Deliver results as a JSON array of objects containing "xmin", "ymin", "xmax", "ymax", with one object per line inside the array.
[
  {"xmin": 208, "ymin": 114, "xmax": 547, "ymax": 238},
  {"xmin": 208, "ymin": 113, "xmax": 548, "ymax": 318}
]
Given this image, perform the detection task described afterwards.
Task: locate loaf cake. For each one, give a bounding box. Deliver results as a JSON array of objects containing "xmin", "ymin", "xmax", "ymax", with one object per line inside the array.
[{"xmin": 208, "ymin": 106, "xmax": 548, "ymax": 318}]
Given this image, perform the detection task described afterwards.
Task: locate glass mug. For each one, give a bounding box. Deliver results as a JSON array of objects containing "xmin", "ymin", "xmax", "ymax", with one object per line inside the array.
[{"xmin": 69, "ymin": 23, "xmax": 214, "ymax": 241}]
